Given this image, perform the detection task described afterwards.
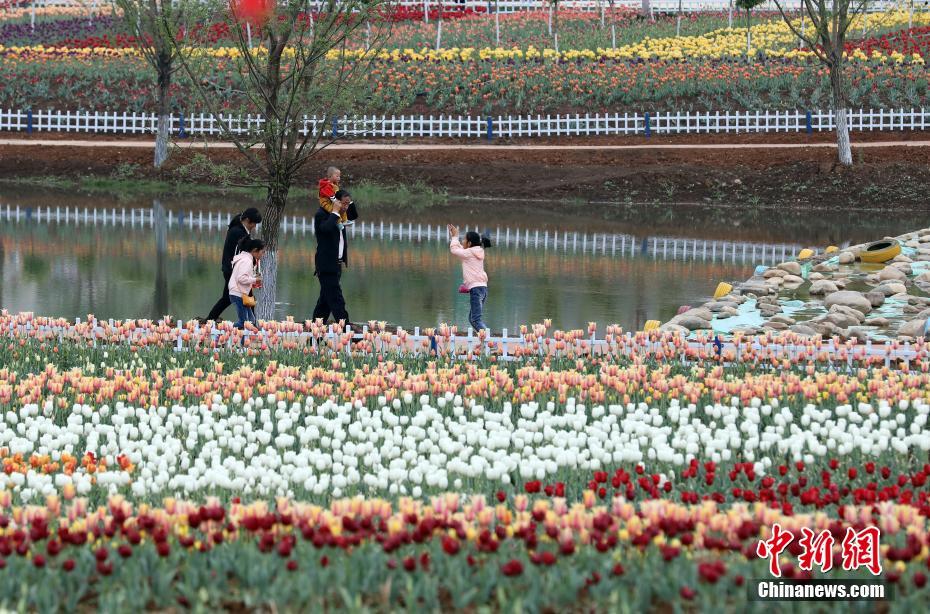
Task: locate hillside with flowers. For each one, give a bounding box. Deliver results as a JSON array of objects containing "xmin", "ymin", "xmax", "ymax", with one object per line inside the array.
[{"xmin": 2, "ymin": 8, "xmax": 930, "ymax": 115}]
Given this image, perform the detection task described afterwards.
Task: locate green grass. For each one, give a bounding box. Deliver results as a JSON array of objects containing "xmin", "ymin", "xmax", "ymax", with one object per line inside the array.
[{"xmin": 1, "ymin": 173, "xmax": 448, "ymax": 208}]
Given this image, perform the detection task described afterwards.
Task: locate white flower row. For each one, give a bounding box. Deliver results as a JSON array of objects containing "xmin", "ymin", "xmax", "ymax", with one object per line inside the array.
[{"xmin": 0, "ymin": 394, "xmax": 929, "ymax": 503}]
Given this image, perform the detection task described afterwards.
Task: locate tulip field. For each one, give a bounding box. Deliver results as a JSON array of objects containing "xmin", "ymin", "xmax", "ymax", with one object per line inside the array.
[
  {"xmin": 0, "ymin": 312, "xmax": 926, "ymax": 609},
  {"xmin": 3, "ymin": 9, "xmax": 930, "ymax": 115}
]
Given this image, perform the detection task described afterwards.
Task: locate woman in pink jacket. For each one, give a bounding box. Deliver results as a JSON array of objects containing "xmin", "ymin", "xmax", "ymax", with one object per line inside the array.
[
  {"xmin": 228, "ymin": 238, "xmax": 266, "ymax": 329},
  {"xmin": 448, "ymin": 225, "xmax": 492, "ymax": 332}
]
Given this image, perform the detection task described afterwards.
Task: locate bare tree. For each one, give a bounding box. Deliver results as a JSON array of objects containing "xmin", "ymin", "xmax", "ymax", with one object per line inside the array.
[
  {"xmin": 170, "ymin": 0, "xmax": 393, "ymax": 319},
  {"xmin": 115, "ymin": 0, "xmax": 202, "ymax": 168},
  {"xmin": 772, "ymin": 0, "xmax": 874, "ymax": 166},
  {"xmin": 641, "ymin": 0, "xmax": 653, "ymax": 22}
]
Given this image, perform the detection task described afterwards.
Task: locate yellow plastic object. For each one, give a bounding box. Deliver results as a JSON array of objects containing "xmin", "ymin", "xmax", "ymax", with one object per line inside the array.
[
  {"xmin": 825, "ymin": 246, "xmax": 839, "ymax": 254},
  {"xmin": 859, "ymin": 240, "xmax": 901, "ymax": 264},
  {"xmin": 713, "ymin": 282, "xmax": 733, "ymax": 299},
  {"xmin": 643, "ymin": 320, "xmax": 660, "ymax": 332},
  {"xmin": 797, "ymin": 249, "xmax": 815, "ymax": 259}
]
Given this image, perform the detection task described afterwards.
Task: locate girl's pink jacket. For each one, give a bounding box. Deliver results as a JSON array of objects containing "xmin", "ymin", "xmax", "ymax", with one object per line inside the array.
[{"xmin": 450, "ymin": 238, "xmax": 488, "ymax": 290}]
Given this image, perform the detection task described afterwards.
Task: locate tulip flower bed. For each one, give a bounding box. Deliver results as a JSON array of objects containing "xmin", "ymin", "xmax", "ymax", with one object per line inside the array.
[
  {"xmin": 1, "ymin": 493, "xmax": 928, "ymax": 610},
  {"xmin": 2, "ymin": 10, "xmax": 929, "ymax": 115},
  {"xmin": 0, "ymin": 314, "xmax": 929, "ymax": 608},
  {"xmin": 3, "ymin": 52, "xmax": 928, "ymax": 115}
]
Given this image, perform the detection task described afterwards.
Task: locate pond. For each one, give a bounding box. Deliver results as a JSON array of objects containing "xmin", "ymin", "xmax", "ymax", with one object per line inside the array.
[{"xmin": 0, "ymin": 187, "xmax": 927, "ymax": 333}]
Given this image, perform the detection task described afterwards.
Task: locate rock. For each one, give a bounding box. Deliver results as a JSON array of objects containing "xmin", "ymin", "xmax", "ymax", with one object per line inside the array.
[
  {"xmin": 739, "ymin": 282, "xmax": 770, "ymax": 296},
  {"xmin": 829, "ymin": 304, "xmax": 866, "ymax": 323},
  {"xmin": 879, "ymin": 266, "xmax": 907, "ymax": 282},
  {"xmin": 672, "ymin": 315, "xmax": 712, "ymax": 331},
  {"xmin": 898, "ymin": 319, "xmax": 929, "ymax": 338},
  {"xmin": 764, "ymin": 268, "xmax": 787, "ymax": 278},
  {"xmin": 704, "ymin": 301, "xmax": 738, "ymax": 313},
  {"xmin": 891, "ymin": 257, "xmax": 913, "ymax": 266},
  {"xmin": 866, "ymin": 317, "xmax": 890, "ymax": 327},
  {"xmin": 838, "ymin": 251, "xmax": 856, "ymax": 265},
  {"xmin": 890, "ymin": 293, "xmax": 911, "ymax": 302},
  {"xmin": 921, "ymin": 234, "xmax": 930, "ymax": 243},
  {"xmin": 658, "ymin": 324, "xmax": 689, "ymax": 335},
  {"xmin": 685, "ymin": 308, "xmax": 712, "ymax": 322},
  {"xmin": 809, "ymin": 280, "xmax": 839, "ymax": 295},
  {"xmin": 824, "ymin": 291, "xmax": 872, "ymax": 315},
  {"xmin": 845, "ymin": 329, "xmax": 870, "ymax": 343},
  {"xmin": 809, "ymin": 272, "xmax": 825, "ymax": 281},
  {"xmin": 789, "ymin": 324, "xmax": 820, "ymax": 337},
  {"xmin": 864, "ymin": 291, "xmax": 886, "ymax": 308},
  {"xmin": 875, "ymin": 282, "xmax": 907, "ymax": 297},
  {"xmin": 777, "ymin": 261, "xmax": 802, "ymax": 276},
  {"xmin": 764, "ymin": 321, "xmax": 789, "ymax": 331},
  {"xmin": 904, "ymin": 305, "xmax": 921, "ymax": 314},
  {"xmin": 769, "ymin": 315, "xmax": 797, "ymax": 326},
  {"xmin": 826, "ymin": 312, "xmax": 860, "ymax": 329},
  {"xmin": 782, "ymin": 275, "xmax": 804, "ymax": 285},
  {"xmin": 809, "ymin": 321, "xmax": 841, "ymax": 337},
  {"xmin": 916, "ymin": 271, "xmax": 930, "ymax": 283},
  {"xmin": 906, "ymin": 240, "xmax": 921, "ymax": 248},
  {"xmin": 812, "ymin": 263, "xmax": 838, "ymax": 273}
]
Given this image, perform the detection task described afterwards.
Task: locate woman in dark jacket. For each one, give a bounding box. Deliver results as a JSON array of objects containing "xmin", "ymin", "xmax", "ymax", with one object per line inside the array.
[{"xmin": 204, "ymin": 208, "xmax": 262, "ymax": 322}]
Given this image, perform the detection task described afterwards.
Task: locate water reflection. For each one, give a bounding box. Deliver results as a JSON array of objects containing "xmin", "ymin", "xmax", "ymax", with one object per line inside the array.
[{"xmin": 0, "ymin": 187, "xmax": 925, "ymax": 332}]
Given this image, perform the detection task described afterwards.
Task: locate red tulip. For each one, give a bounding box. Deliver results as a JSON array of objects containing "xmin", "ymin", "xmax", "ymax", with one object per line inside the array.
[
  {"xmin": 680, "ymin": 586, "xmax": 696, "ymax": 600},
  {"xmin": 501, "ymin": 559, "xmax": 523, "ymax": 576}
]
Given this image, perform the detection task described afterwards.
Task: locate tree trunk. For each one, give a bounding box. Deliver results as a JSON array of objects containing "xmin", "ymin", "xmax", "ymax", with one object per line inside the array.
[
  {"xmin": 641, "ymin": 0, "xmax": 652, "ymax": 22},
  {"xmin": 830, "ymin": 61, "xmax": 853, "ymax": 166},
  {"xmin": 154, "ymin": 59, "xmax": 171, "ymax": 169},
  {"xmin": 152, "ymin": 199, "xmax": 169, "ymax": 318},
  {"xmin": 676, "ymin": 0, "xmax": 682, "ymax": 37},
  {"xmin": 257, "ymin": 185, "xmax": 288, "ymax": 321},
  {"xmin": 436, "ymin": 0, "xmax": 443, "ymax": 50},
  {"xmin": 728, "ymin": 0, "xmax": 732, "ymax": 29}
]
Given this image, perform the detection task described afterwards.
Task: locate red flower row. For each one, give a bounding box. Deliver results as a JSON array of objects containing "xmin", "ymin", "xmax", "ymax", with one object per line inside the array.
[{"xmin": 846, "ymin": 25, "xmax": 930, "ymax": 57}]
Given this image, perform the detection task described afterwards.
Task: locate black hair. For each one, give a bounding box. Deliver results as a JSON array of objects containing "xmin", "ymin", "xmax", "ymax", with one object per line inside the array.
[
  {"xmin": 230, "ymin": 207, "xmax": 263, "ymax": 227},
  {"xmin": 465, "ymin": 231, "xmax": 491, "ymax": 249},
  {"xmin": 239, "ymin": 238, "xmax": 266, "ymax": 253},
  {"xmin": 335, "ymin": 190, "xmax": 351, "ymax": 200}
]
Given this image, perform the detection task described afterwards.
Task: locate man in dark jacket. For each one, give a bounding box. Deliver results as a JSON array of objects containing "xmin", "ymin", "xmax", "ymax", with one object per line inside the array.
[
  {"xmin": 312, "ymin": 190, "xmax": 358, "ymax": 324},
  {"xmin": 204, "ymin": 208, "xmax": 262, "ymax": 322}
]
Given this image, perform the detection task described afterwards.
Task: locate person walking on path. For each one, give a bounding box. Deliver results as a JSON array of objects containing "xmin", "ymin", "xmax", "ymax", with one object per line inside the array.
[
  {"xmin": 448, "ymin": 224, "xmax": 492, "ymax": 332},
  {"xmin": 312, "ymin": 190, "xmax": 358, "ymax": 325},
  {"xmin": 204, "ymin": 208, "xmax": 262, "ymax": 322},
  {"xmin": 228, "ymin": 238, "xmax": 266, "ymax": 329}
]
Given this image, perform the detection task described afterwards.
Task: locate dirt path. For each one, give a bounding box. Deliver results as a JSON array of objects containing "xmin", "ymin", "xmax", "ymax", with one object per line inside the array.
[{"xmin": 5, "ymin": 138, "xmax": 930, "ymax": 150}]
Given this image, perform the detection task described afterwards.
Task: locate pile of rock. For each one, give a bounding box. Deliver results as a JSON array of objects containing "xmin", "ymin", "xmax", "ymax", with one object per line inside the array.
[{"xmin": 662, "ymin": 228, "xmax": 930, "ymax": 340}]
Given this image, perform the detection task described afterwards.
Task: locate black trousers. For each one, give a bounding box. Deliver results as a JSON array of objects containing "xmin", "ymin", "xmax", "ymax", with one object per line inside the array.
[
  {"xmin": 206, "ymin": 271, "xmax": 232, "ymax": 321},
  {"xmin": 312, "ymin": 270, "xmax": 349, "ymax": 324}
]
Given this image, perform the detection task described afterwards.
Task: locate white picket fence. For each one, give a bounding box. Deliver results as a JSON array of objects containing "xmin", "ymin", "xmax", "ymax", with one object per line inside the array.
[
  {"xmin": 19, "ymin": 0, "xmax": 910, "ymax": 14},
  {"xmin": 0, "ymin": 204, "xmax": 801, "ymax": 263},
  {"xmin": 3, "ymin": 108, "xmax": 930, "ymax": 138}
]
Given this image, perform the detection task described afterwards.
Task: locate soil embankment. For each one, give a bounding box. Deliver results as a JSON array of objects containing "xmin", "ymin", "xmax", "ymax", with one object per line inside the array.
[{"xmin": 3, "ymin": 132, "xmax": 930, "ymax": 209}]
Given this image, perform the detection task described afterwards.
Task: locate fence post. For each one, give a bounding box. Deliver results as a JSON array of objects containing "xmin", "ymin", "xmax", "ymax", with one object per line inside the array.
[
  {"xmin": 486, "ymin": 116, "xmax": 493, "ymax": 141},
  {"xmin": 26, "ymin": 110, "xmax": 33, "ymax": 134},
  {"xmin": 178, "ymin": 113, "xmax": 187, "ymax": 138},
  {"xmin": 805, "ymin": 111, "xmax": 812, "ymax": 134},
  {"xmin": 644, "ymin": 112, "xmax": 651, "ymax": 138},
  {"xmin": 332, "ymin": 117, "xmax": 339, "ymax": 139}
]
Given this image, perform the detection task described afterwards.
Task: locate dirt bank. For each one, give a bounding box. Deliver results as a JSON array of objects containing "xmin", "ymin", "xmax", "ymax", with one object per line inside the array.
[{"xmin": 3, "ymin": 132, "xmax": 930, "ymax": 209}]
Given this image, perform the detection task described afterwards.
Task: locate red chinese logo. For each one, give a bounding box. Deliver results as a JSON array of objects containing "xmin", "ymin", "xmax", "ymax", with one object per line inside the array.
[
  {"xmin": 758, "ymin": 524, "xmax": 881, "ymax": 577},
  {"xmin": 797, "ymin": 528, "xmax": 835, "ymax": 573},
  {"xmin": 841, "ymin": 526, "xmax": 882, "ymax": 575},
  {"xmin": 756, "ymin": 522, "xmax": 794, "ymax": 577}
]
